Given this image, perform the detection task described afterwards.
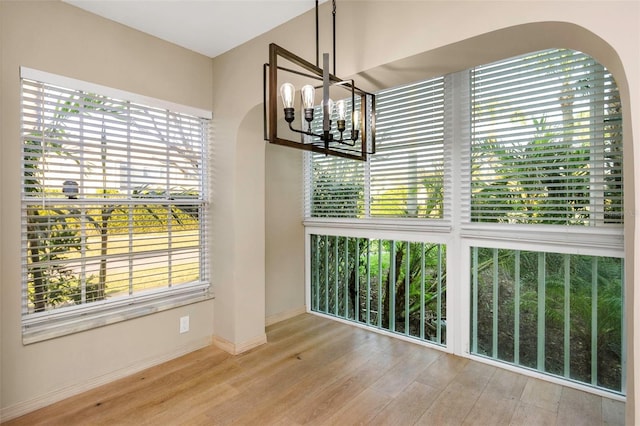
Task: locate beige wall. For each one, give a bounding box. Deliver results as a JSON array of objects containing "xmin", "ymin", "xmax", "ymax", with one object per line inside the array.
[
  {"xmin": 0, "ymin": 1, "xmax": 215, "ymax": 418},
  {"xmin": 265, "ymin": 143, "xmax": 305, "ymax": 323},
  {"xmin": 213, "ymin": 0, "xmax": 639, "ymax": 423},
  {"xmin": 2, "ymin": 0, "xmax": 640, "ymax": 423}
]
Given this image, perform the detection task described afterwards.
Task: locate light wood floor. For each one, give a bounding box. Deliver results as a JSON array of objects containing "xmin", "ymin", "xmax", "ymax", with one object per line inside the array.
[{"xmin": 5, "ymin": 313, "xmax": 625, "ymax": 425}]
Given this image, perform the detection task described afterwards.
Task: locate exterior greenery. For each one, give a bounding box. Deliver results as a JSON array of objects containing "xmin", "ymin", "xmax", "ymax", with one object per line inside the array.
[
  {"xmin": 24, "ymin": 198, "xmax": 200, "ymax": 311},
  {"xmin": 470, "ymin": 50, "xmax": 623, "ymax": 225},
  {"xmin": 311, "ymin": 235, "xmax": 446, "ymax": 345},
  {"xmin": 471, "ymin": 248, "xmax": 623, "ymax": 392}
]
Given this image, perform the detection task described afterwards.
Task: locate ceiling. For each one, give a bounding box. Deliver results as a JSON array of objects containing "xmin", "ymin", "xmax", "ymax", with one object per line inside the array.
[{"xmin": 63, "ymin": 0, "xmax": 324, "ymax": 58}]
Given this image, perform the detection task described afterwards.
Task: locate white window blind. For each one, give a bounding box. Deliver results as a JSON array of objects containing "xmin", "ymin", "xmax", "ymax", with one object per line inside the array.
[
  {"xmin": 306, "ymin": 77, "xmax": 445, "ymax": 220},
  {"xmin": 469, "ymin": 49, "xmax": 623, "ymax": 226},
  {"xmin": 21, "ymin": 69, "xmax": 211, "ymax": 342},
  {"xmin": 307, "ymin": 153, "xmax": 365, "ymax": 218},
  {"xmin": 371, "ymin": 78, "xmax": 445, "ymax": 218}
]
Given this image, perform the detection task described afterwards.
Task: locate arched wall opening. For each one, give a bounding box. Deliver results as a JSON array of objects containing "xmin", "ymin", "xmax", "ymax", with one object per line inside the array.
[{"xmin": 232, "ymin": 15, "xmax": 634, "ymax": 417}]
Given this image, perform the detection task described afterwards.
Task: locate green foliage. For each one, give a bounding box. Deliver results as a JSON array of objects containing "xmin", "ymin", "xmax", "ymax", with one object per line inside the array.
[
  {"xmin": 311, "ymin": 164, "xmax": 363, "ymax": 218},
  {"xmin": 471, "ymin": 118, "xmax": 596, "ymax": 225},
  {"xmin": 370, "ymin": 167, "xmax": 444, "ymax": 218},
  {"xmin": 472, "ymin": 247, "xmax": 623, "ymax": 392},
  {"xmin": 27, "ymin": 207, "xmax": 82, "ymax": 311},
  {"xmin": 311, "ymin": 235, "xmax": 446, "ymax": 345}
]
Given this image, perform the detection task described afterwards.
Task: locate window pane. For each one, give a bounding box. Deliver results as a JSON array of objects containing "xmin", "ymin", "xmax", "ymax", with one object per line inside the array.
[
  {"xmin": 21, "ymin": 76, "xmax": 209, "ymax": 315},
  {"xmin": 470, "ymin": 49, "xmax": 623, "ymax": 225},
  {"xmin": 470, "ymin": 247, "xmax": 623, "ymax": 393},
  {"xmin": 311, "ymin": 233, "xmax": 446, "ymax": 346},
  {"xmin": 309, "ymin": 155, "xmax": 364, "ymax": 218},
  {"xmin": 371, "ymin": 78, "xmax": 445, "ymax": 218},
  {"xmin": 306, "ymin": 77, "xmax": 445, "ymax": 219}
]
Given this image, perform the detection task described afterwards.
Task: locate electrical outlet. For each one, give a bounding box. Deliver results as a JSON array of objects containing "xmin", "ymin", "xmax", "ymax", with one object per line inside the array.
[{"xmin": 179, "ymin": 315, "xmax": 190, "ymax": 333}]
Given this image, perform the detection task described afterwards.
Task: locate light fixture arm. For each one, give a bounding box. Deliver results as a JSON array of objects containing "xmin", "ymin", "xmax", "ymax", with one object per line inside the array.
[{"xmin": 284, "ymin": 121, "xmax": 357, "ymax": 148}]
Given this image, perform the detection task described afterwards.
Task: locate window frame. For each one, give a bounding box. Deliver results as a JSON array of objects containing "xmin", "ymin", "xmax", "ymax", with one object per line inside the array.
[{"xmin": 20, "ymin": 67, "xmax": 213, "ymax": 344}]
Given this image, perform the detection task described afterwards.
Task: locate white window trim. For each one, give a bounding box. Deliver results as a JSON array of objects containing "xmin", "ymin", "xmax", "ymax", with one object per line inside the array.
[
  {"xmin": 22, "ymin": 282, "xmax": 211, "ymax": 344},
  {"xmin": 20, "ymin": 67, "xmax": 212, "ymax": 120},
  {"xmin": 20, "ymin": 68, "xmax": 213, "ymax": 344}
]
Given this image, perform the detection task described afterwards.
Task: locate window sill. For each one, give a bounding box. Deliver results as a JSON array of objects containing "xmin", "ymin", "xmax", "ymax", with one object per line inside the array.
[
  {"xmin": 460, "ymin": 223, "xmax": 624, "ymax": 253},
  {"xmin": 303, "ymin": 217, "xmax": 452, "ymax": 234},
  {"xmin": 22, "ymin": 283, "xmax": 213, "ymax": 345}
]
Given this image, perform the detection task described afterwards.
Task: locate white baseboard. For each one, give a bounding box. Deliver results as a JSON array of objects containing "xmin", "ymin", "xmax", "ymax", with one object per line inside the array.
[
  {"xmin": 0, "ymin": 337, "xmax": 212, "ymax": 423},
  {"xmin": 212, "ymin": 333, "xmax": 267, "ymax": 355},
  {"xmin": 211, "ymin": 306, "xmax": 306, "ymax": 354},
  {"xmin": 265, "ymin": 306, "xmax": 307, "ymax": 326}
]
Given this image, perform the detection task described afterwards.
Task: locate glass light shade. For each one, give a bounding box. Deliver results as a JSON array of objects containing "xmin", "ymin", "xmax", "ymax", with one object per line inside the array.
[
  {"xmin": 301, "ymin": 85, "xmax": 315, "ymax": 109},
  {"xmin": 325, "ymin": 98, "xmax": 335, "ymax": 116},
  {"xmin": 280, "ymin": 83, "xmax": 295, "ymax": 109},
  {"xmin": 353, "ymin": 110, "xmax": 361, "ymax": 131},
  {"xmin": 336, "ymin": 100, "xmax": 346, "ymax": 120}
]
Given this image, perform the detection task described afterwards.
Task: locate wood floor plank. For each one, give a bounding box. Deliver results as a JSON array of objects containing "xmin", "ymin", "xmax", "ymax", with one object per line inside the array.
[
  {"xmin": 556, "ymin": 387, "xmax": 603, "ymax": 426},
  {"xmin": 415, "ymin": 352, "xmax": 469, "ymax": 390},
  {"xmin": 370, "ymin": 346, "xmax": 440, "ymax": 398},
  {"xmin": 519, "ymin": 377, "xmax": 563, "ymax": 412},
  {"xmin": 461, "ymin": 393, "xmax": 518, "ymax": 425},
  {"xmin": 321, "ymin": 387, "xmax": 392, "ymax": 426},
  {"xmin": 510, "ymin": 401, "xmax": 558, "ymax": 425},
  {"xmin": 138, "ymin": 381, "xmax": 238, "ymax": 425},
  {"xmin": 415, "ymin": 380, "xmax": 481, "ymax": 425},
  {"xmin": 286, "ymin": 350, "xmax": 398, "ymax": 425},
  {"xmin": 368, "ymin": 381, "xmax": 441, "ymax": 426},
  {"xmin": 207, "ymin": 328, "xmax": 375, "ymax": 425},
  {"xmin": 451, "ymin": 359, "xmax": 495, "ymax": 390},
  {"xmin": 459, "ymin": 366, "xmax": 528, "ymax": 426},
  {"xmin": 227, "ymin": 335, "xmax": 382, "ymax": 425},
  {"xmin": 479, "ymin": 366, "xmax": 528, "ymax": 402},
  {"xmin": 4, "ymin": 314, "xmax": 625, "ymax": 426}
]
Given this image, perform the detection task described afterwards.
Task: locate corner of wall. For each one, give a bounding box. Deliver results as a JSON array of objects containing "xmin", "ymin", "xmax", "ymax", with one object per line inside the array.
[{"xmin": 213, "ymin": 333, "xmax": 267, "ymax": 355}]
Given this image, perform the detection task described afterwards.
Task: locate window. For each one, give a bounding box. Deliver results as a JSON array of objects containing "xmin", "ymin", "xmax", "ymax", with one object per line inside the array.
[
  {"xmin": 310, "ymin": 234, "xmax": 446, "ymax": 345},
  {"xmin": 306, "ymin": 77, "xmax": 446, "ymax": 220},
  {"xmin": 21, "ymin": 68, "xmax": 212, "ymax": 343},
  {"xmin": 471, "ymin": 247, "xmax": 623, "ymax": 392},
  {"xmin": 306, "ymin": 49, "xmax": 624, "ymax": 395},
  {"xmin": 468, "ymin": 49, "xmax": 623, "ymax": 225},
  {"xmin": 465, "ymin": 49, "xmax": 624, "ymax": 394}
]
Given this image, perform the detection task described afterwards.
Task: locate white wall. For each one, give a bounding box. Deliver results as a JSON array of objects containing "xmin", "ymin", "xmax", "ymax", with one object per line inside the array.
[
  {"xmin": 0, "ymin": 1, "xmax": 215, "ymax": 419},
  {"xmin": 211, "ymin": 1, "xmax": 639, "ymax": 422}
]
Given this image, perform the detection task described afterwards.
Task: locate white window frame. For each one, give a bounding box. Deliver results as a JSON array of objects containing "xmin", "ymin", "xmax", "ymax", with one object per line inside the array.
[{"xmin": 20, "ymin": 67, "xmax": 213, "ymax": 344}]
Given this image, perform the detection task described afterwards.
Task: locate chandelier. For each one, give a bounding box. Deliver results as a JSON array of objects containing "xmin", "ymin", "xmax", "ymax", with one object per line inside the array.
[{"xmin": 263, "ymin": 0, "xmax": 376, "ymax": 161}]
